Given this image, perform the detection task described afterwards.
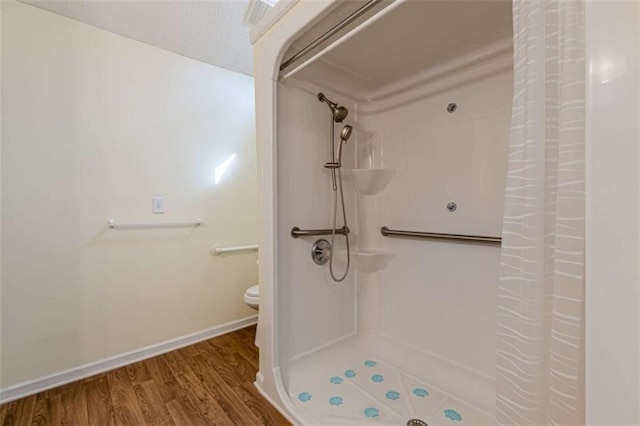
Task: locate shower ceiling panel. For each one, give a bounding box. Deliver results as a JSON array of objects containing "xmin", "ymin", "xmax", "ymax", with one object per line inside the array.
[{"xmin": 290, "ymin": 0, "xmax": 512, "ymax": 98}]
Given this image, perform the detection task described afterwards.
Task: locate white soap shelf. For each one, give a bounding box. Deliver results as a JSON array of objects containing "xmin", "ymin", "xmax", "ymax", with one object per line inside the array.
[
  {"xmin": 352, "ymin": 250, "xmax": 396, "ymax": 273},
  {"xmin": 348, "ymin": 168, "xmax": 396, "ymax": 195}
]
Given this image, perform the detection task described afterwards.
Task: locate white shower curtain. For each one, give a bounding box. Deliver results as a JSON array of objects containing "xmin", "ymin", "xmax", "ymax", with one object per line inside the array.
[{"xmin": 496, "ymin": 0, "xmax": 585, "ymax": 425}]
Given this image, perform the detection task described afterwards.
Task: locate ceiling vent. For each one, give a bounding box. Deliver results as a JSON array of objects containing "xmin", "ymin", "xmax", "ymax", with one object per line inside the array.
[{"xmin": 243, "ymin": 0, "xmax": 274, "ymax": 28}]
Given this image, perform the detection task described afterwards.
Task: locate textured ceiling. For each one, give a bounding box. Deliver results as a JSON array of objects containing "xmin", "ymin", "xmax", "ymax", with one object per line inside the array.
[{"xmin": 20, "ymin": 0, "xmax": 255, "ymax": 76}]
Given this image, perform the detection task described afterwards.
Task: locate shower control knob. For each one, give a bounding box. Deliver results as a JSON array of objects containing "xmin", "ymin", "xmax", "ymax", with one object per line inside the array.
[
  {"xmin": 447, "ymin": 201, "xmax": 457, "ymax": 212},
  {"xmin": 311, "ymin": 239, "xmax": 332, "ymax": 265}
]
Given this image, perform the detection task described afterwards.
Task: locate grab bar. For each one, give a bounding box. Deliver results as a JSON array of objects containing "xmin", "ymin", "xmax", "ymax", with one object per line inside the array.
[
  {"xmin": 291, "ymin": 226, "xmax": 349, "ymax": 239},
  {"xmin": 211, "ymin": 244, "xmax": 258, "ymax": 256},
  {"xmin": 381, "ymin": 226, "xmax": 501, "ymax": 245},
  {"xmin": 108, "ymin": 218, "xmax": 201, "ymax": 229}
]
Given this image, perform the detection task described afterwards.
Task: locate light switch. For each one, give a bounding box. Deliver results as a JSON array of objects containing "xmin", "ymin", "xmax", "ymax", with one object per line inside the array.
[{"xmin": 152, "ymin": 196, "xmax": 164, "ymax": 214}]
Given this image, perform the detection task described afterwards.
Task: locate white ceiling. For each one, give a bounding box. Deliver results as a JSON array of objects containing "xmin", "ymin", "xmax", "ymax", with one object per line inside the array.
[{"xmin": 21, "ymin": 0, "xmax": 256, "ymax": 76}]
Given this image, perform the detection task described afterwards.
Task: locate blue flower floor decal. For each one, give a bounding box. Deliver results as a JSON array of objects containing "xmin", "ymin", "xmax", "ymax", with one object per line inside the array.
[
  {"xmin": 385, "ymin": 391, "xmax": 400, "ymax": 401},
  {"xmin": 329, "ymin": 396, "xmax": 344, "ymax": 406},
  {"xmin": 298, "ymin": 392, "xmax": 312, "ymax": 403},
  {"xmin": 364, "ymin": 360, "xmax": 377, "ymax": 367},
  {"xmin": 345, "ymin": 370, "xmax": 356, "ymax": 378},
  {"xmin": 330, "ymin": 376, "xmax": 343, "ymax": 385},
  {"xmin": 412, "ymin": 388, "xmax": 429, "ymax": 398},
  {"xmin": 364, "ymin": 407, "xmax": 380, "ymax": 418},
  {"xmin": 371, "ymin": 374, "xmax": 384, "ymax": 383},
  {"xmin": 444, "ymin": 409, "xmax": 463, "ymax": 422}
]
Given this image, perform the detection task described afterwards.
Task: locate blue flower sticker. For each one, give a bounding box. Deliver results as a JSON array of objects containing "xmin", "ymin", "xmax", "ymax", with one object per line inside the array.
[
  {"xmin": 364, "ymin": 407, "xmax": 379, "ymax": 418},
  {"xmin": 385, "ymin": 391, "xmax": 400, "ymax": 401},
  {"xmin": 345, "ymin": 369, "xmax": 356, "ymax": 378},
  {"xmin": 298, "ymin": 392, "xmax": 312, "ymax": 403},
  {"xmin": 364, "ymin": 360, "xmax": 377, "ymax": 367},
  {"xmin": 329, "ymin": 396, "xmax": 343, "ymax": 406},
  {"xmin": 330, "ymin": 376, "xmax": 343, "ymax": 385},
  {"xmin": 444, "ymin": 409, "xmax": 462, "ymax": 422},
  {"xmin": 412, "ymin": 388, "xmax": 429, "ymax": 398},
  {"xmin": 371, "ymin": 374, "xmax": 384, "ymax": 383}
]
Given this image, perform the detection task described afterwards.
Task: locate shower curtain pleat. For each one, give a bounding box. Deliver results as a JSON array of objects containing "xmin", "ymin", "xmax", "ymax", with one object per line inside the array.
[{"xmin": 496, "ymin": 1, "xmax": 585, "ymax": 424}]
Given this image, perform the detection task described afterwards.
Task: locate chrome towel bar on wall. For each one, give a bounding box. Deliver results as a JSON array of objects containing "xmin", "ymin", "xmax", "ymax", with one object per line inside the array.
[{"xmin": 381, "ymin": 226, "xmax": 501, "ymax": 245}]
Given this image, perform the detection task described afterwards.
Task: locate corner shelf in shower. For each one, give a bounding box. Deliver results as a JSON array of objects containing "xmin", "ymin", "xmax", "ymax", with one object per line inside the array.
[
  {"xmin": 348, "ymin": 168, "xmax": 396, "ymax": 195},
  {"xmin": 352, "ymin": 250, "xmax": 396, "ymax": 273}
]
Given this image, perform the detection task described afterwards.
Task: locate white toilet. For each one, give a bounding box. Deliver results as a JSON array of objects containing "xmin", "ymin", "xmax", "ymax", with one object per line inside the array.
[
  {"xmin": 244, "ymin": 282, "xmax": 260, "ymax": 348},
  {"xmin": 243, "ymin": 284, "xmax": 259, "ymax": 310}
]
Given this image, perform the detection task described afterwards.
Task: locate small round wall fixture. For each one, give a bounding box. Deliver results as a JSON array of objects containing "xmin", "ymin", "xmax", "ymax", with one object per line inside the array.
[
  {"xmin": 312, "ymin": 239, "xmax": 331, "ymax": 265},
  {"xmin": 447, "ymin": 103, "xmax": 457, "ymax": 113},
  {"xmin": 447, "ymin": 201, "xmax": 457, "ymax": 212}
]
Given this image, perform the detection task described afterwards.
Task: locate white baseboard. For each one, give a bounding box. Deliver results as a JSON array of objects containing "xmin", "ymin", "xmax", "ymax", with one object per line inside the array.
[{"xmin": 0, "ymin": 315, "xmax": 258, "ymax": 404}]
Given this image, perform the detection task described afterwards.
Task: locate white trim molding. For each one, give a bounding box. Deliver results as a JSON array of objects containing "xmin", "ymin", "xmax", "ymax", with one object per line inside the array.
[{"xmin": 0, "ymin": 315, "xmax": 258, "ymax": 404}]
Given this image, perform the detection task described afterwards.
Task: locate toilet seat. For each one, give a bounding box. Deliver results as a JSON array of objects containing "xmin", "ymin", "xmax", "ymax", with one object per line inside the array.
[{"xmin": 244, "ymin": 285, "xmax": 259, "ymax": 308}]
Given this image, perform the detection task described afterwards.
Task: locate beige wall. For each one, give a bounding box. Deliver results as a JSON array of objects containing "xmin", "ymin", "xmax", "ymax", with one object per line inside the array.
[{"xmin": 0, "ymin": 1, "xmax": 258, "ymax": 388}]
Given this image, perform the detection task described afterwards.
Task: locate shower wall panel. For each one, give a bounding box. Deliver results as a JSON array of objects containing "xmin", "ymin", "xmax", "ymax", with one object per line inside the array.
[
  {"xmin": 276, "ymin": 82, "xmax": 358, "ymax": 370},
  {"xmin": 370, "ymin": 67, "xmax": 512, "ymax": 378}
]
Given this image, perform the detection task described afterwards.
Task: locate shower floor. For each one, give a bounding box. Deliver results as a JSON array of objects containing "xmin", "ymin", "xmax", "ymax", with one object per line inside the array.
[{"xmin": 284, "ymin": 333, "xmax": 494, "ymax": 425}]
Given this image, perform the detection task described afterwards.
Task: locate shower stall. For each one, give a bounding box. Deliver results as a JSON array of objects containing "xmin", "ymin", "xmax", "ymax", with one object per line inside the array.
[{"xmin": 250, "ymin": 0, "xmax": 639, "ymax": 424}]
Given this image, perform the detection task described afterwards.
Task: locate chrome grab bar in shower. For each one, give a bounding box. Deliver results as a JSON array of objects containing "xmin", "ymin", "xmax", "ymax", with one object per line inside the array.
[
  {"xmin": 381, "ymin": 226, "xmax": 501, "ymax": 245},
  {"xmin": 291, "ymin": 226, "xmax": 350, "ymax": 239}
]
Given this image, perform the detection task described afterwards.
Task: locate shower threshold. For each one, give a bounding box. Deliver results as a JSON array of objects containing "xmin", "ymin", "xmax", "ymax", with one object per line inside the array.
[{"xmin": 283, "ymin": 332, "xmax": 494, "ymax": 425}]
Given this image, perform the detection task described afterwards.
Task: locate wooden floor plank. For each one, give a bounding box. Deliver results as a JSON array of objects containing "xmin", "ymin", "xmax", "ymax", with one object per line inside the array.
[
  {"xmin": 1, "ymin": 401, "xmax": 17, "ymax": 426},
  {"xmin": 58, "ymin": 381, "xmax": 89, "ymax": 425},
  {"xmin": 16, "ymin": 396, "xmax": 36, "ymax": 426},
  {"xmin": 85, "ymin": 373, "xmax": 116, "ymax": 426},
  {"xmin": 46, "ymin": 394, "xmax": 63, "ymax": 426},
  {"xmin": 202, "ymin": 335, "xmax": 238, "ymax": 359},
  {"xmin": 162, "ymin": 351, "xmax": 234, "ymax": 426},
  {"xmin": 1, "ymin": 395, "xmax": 36, "ymax": 426},
  {"xmin": 177, "ymin": 343, "xmax": 200, "ymax": 359},
  {"xmin": 133, "ymin": 380, "xmax": 175, "ymax": 426},
  {"xmin": 165, "ymin": 398, "xmax": 204, "ymax": 426},
  {"xmin": 160, "ymin": 377, "xmax": 209, "ymax": 424},
  {"xmin": 30, "ymin": 394, "xmax": 51, "ymax": 426},
  {"xmin": 107, "ymin": 367, "xmax": 147, "ymax": 426},
  {"xmin": 0, "ymin": 326, "xmax": 290, "ymax": 426},
  {"xmin": 237, "ymin": 342, "xmax": 260, "ymax": 370},
  {"xmin": 125, "ymin": 361, "xmax": 152, "ymax": 386},
  {"xmin": 199, "ymin": 344, "xmax": 257, "ymax": 386},
  {"xmin": 142, "ymin": 356, "xmax": 177, "ymax": 403},
  {"xmin": 185, "ymin": 354, "xmax": 262, "ymax": 425},
  {"xmin": 0, "ymin": 403, "xmax": 8, "ymax": 426},
  {"xmin": 233, "ymin": 382, "xmax": 291, "ymax": 426},
  {"xmin": 235, "ymin": 325, "xmax": 258, "ymax": 347}
]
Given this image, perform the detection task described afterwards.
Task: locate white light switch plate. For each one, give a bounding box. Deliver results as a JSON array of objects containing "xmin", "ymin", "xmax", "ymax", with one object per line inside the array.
[{"xmin": 152, "ymin": 196, "xmax": 164, "ymax": 214}]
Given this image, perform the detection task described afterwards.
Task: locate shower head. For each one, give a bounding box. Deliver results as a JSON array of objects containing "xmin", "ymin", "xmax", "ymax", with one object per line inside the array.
[
  {"xmin": 340, "ymin": 125, "xmax": 353, "ymax": 143},
  {"xmin": 336, "ymin": 125, "xmax": 353, "ymax": 167},
  {"xmin": 318, "ymin": 92, "xmax": 349, "ymax": 123}
]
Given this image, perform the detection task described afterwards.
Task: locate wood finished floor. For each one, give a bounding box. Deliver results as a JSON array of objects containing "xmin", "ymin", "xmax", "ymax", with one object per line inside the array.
[{"xmin": 0, "ymin": 325, "xmax": 290, "ymax": 425}]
